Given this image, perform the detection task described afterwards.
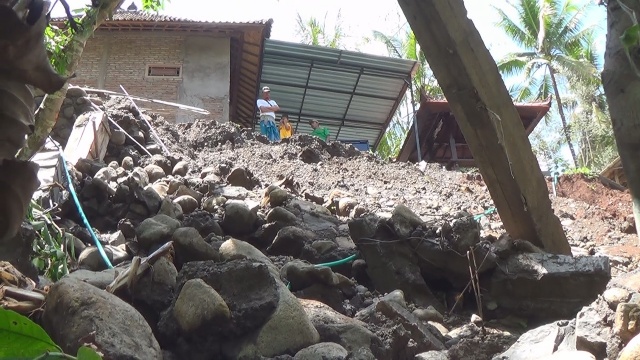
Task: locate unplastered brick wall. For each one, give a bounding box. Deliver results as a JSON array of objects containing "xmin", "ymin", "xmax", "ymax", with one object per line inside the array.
[{"xmin": 74, "ymin": 31, "xmax": 196, "ymax": 122}]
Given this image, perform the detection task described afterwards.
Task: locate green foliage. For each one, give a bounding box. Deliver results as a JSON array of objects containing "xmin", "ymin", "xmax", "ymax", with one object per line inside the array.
[
  {"xmin": 0, "ymin": 308, "xmax": 103, "ymax": 359},
  {"xmin": 142, "ymin": 0, "xmax": 166, "ymax": 12},
  {"xmin": 27, "ymin": 201, "xmax": 70, "ymax": 282},
  {"xmin": 565, "ymin": 166, "xmax": 597, "ymax": 177},
  {"xmin": 620, "ymin": 24, "xmax": 640, "ymax": 52},
  {"xmin": 295, "ymin": 10, "xmax": 344, "ymax": 48},
  {"xmin": 0, "ymin": 308, "xmax": 61, "ymax": 358},
  {"xmin": 44, "ymin": 25, "xmax": 73, "ymax": 74}
]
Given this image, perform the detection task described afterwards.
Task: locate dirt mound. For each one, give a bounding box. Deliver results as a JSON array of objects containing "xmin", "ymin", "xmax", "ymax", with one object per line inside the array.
[{"xmin": 556, "ymin": 174, "xmax": 631, "ymax": 220}]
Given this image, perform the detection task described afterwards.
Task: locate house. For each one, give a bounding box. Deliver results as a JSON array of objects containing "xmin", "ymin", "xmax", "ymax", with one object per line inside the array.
[
  {"xmin": 397, "ymin": 95, "xmax": 552, "ymax": 167},
  {"xmin": 52, "ymin": 9, "xmax": 273, "ymax": 124}
]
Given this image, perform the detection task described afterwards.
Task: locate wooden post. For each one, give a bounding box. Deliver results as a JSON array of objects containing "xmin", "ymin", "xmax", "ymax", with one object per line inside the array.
[{"xmin": 398, "ymin": 0, "xmax": 570, "ymax": 254}]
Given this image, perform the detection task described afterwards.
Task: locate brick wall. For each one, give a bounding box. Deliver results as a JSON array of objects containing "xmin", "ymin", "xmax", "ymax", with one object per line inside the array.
[{"xmin": 73, "ymin": 31, "xmax": 226, "ymax": 123}]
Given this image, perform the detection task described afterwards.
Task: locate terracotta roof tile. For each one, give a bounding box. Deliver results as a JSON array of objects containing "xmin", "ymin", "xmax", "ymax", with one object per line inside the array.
[{"xmin": 52, "ymin": 9, "xmax": 270, "ymax": 25}]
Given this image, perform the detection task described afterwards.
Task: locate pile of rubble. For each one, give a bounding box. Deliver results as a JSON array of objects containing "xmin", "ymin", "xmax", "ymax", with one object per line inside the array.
[{"xmin": 6, "ymin": 90, "xmax": 640, "ymax": 359}]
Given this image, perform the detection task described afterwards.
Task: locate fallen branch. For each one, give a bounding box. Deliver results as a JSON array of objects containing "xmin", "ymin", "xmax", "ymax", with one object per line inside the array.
[
  {"xmin": 80, "ymin": 87, "xmax": 210, "ymax": 114},
  {"xmin": 106, "ymin": 241, "xmax": 173, "ymax": 294}
]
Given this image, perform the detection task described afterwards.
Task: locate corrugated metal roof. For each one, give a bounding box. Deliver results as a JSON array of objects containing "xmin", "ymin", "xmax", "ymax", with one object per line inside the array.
[{"xmin": 259, "ymin": 39, "xmax": 418, "ymax": 147}]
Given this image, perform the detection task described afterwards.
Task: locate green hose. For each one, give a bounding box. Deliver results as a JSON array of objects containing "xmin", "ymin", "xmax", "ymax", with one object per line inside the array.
[{"xmin": 314, "ymin": 254, "xmax": 357, "ymax": 268}]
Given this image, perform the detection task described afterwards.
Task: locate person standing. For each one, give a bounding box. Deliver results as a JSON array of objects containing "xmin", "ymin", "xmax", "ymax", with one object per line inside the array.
[
  {"xmin": 279, "ymin": 113, "xmax": 293, "ymax": 139},
  {"xmin": 309, "ymin": 119, "xmax": 330, "ymax": 142},
  {"xmin": 256, "ymin": 86, "xmax": 280, "ymax": 142}
]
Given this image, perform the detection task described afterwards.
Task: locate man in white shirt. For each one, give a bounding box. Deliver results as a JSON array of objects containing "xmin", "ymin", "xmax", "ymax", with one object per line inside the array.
[{"xmin": 256, "ymin": 86, "xmax": 281, "ymax": 142}]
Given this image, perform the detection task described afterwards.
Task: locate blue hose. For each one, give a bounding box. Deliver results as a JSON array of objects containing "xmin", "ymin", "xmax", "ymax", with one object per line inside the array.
[{"xmin": 59, "ymin": 150, "xmax": 113, "ymax": 269}]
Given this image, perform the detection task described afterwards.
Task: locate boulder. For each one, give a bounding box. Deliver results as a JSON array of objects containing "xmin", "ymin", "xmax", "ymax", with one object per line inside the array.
[
  {"xmin": 232, "ymin": 282, "xmax": 320, "ymax": 358},
  {"xmin": 490, "ymin": 253, "xmax": 610, "ymax": 320},
  {"xmin": 171, "ymin": 227, "xmax": 220, "ymax": 266},
  {"xmin": 42, "ymin": 278, "xmax": 162, "ymax": 360},
  {"xmin": 349, "ymin": 215, "xmax": 443, "ymax": 311},
  {"xmin": 65, "ymin": 268, "xmax": 118, "ymax": 290},
  {"xmin": 221, "ymin": 201, "xmax": 258, "ymax": 236},
  {"xmin": 300, "ymin": 299, "xmax": 384, "ymax": 358},
  {"xmin": 415, "ymin": 351, "xmax": 450, "ymax": 360},
  {"xmin": 131, "ymin": 256, "xmax": 178, "ymax": 312},
  {"xmin": 355, "ymin": 290, "xmax": 446, "ymax": 356},
  {"xmin": 267, "ymin": 188, "xmax": 290, "ymax": 207},
  {"xmin": 144, "ymin": 164, "xmax": 165, "ymax": 183},
  {"xmin": 173, "ymin": 195, "xmax": 198, "ymax": 214},
  {"xmin": 281, "ymin": 260, "xmax": 339, "ymax": 291},
  {"xmin": 620, "ymin": 333, "xmax": 640, "ymax": 360},
  {"xmin": 267, "ymin": 207, "xmax": 299, "ymax": 224},
  {"xmin": 294, "ymin": 342, "xmax": 348, "ymax": 360},
  {"xmin": 604, "ymin": 288, "xmax": 631, "ymax": 310},
  {"xmin": 575, "ymin": 298, "xmax": 614, "ymax": 359},
  {"xmin": 614, "ymin": 302, "xmax": 640, "ymax": 343},
  {"xmin": 177, "ymin": 259, "xmax": 279, "ymax": 335},
  {"xmin": 493, "ymin": 320, "xmax": 577, "ymax": 360},
  {"xmin": 227, "ymin": 167, "xmax": 256, "ymax": 190},
  {"xmin": 172, "ymin": 161, "xmax": 189, "ymax": 177},
  {"xmin": 77, "ymin": 245, "xmax": 129, "ymax": 271},
  {"xmin": 390, "ymin": 204, "xmax": 424, "ymax": 238},
  {"xmin": 135, "ymin": 214, "xmax": 181, "ymax": 249},
  {"xmin": 538, "ymin": 351, "xmax": 596, "ymax": 360},
  {"xmin": 181, "ymin": 210, "xmax": 224, "ymax": 237},
  {"xmin": 173, "ymin": 278, "xmax": 231, "ymax": 333},
  {"xmin": 158, "ymin": 197, "xmax": 183, "ymax": 219},
  {"xmin": 268, "ymin": 226, "xmax": 316, "ymax": 257}
]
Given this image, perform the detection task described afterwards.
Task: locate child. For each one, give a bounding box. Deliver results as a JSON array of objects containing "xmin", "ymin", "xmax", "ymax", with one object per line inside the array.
[
  {"xmin": 309, "ymin": 119, "xmax": 330, "ymax": 142},
  {"xmin": 279, "ymin": 114, "xmax": 293, "ymax": 139}
]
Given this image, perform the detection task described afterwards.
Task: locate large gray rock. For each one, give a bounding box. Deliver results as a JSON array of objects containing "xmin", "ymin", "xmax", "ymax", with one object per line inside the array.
[
  {"xmin": 173, "ymin": 278, "xmax": 230, "ymax": 333},
  {"xmin": 135, "ymin": 214, "xmax": 181, "ymax": 249},
  {"xmin": 349, "ymin": 215, "xmax": 444, "ymax": 311},
  {"xmin": 294, "ymin": 342, "xmax": 348, "ymax": 360},
  {"xmin": 390, "ymin": 204, "xmax": 424, "ymax": 238},
  {"xmin": 221, "ymin": 201, "xmax": 258, "ymax": 236},
  {"xmin": 355, "ymin": 290, "xmax": 446, "ymax": 356},
  {"xmin": 178, "ymin": 259, "xmax": 279, "ymax": 335},
  {"xmin": 300, "ymin": 299, "xmax": 384, "ymax": 358},
  {"xmin": 575, "ymin": 298, "xmax": 615, "ymax": 359},
  {"xmin": 229, "ymin": 282, "xmax": 320, "ymax": 358},
  {"xmin": 268, "ymin": 226, "xmax": 316, "ymax": 257},
  {"xmin": 493, "ymin": 320, "xmax": 577, "ymax": 360},
  {"xmin": 415, "ymin": 351, "xmax": 450, "ymax": 360},
  {"xmin": 281, "ymin": 260, "xmax": 339, "ymax": 291},
  {"xmin": 131, "ymin": 257, "xmax": 178, "ymax": 312},
  {"xmin": 226, "ymin": 167, "xmax": 256, "ymax": 190},
  {"xmin": 77, "ymin": 245, "xmax": 129, "ymax": 271},
  {"xmin": 65, "ymin": 268, "xmax": 118, "ymax": 289},
  {"xmin": 490, "ymin": 253, "xmax": 610, "ymax": 320},
  {"xmin": 42, "ymin": 277, "xmax": 162, "ymax": 360},
  {"xmin": 171, "ymin": 227, "xmax": 220, "ymax": 266}
]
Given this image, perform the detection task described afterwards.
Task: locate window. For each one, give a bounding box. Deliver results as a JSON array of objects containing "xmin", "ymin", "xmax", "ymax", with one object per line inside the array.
[{"xmin": 146, "ymin": 65, "xmax": 182, "ymax": 78}]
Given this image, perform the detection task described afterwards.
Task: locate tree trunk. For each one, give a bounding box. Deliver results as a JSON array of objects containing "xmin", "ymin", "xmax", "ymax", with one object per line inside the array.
[
  {"xmin": 548, "ymin": 66, "xmax": 578, "ymax": 167},
  {"xmin": 397, "ymin": 0, "xmax": 570, "ymax": 254},
  {"xmin": 602, "ymin": 0, "xmax": 640, "ymax": 242},
  {"xmin": 16, "ymin": 0, "xmax": 126, "ymax": 160}
]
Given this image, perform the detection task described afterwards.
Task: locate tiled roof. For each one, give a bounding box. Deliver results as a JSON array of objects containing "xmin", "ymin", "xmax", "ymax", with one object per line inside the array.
[{"xmin": 52, "ymin": 9, "xmax": 270, "ymax": 25}]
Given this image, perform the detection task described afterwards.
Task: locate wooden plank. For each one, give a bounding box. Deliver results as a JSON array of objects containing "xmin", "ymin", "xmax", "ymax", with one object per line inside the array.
[
  {"xmin": 63, "ymin": 111, "xmax": 110, "ymax": 166},
  {"xmin": 398, "ymin": 0, "xmax": 570, "ymax": 254}
]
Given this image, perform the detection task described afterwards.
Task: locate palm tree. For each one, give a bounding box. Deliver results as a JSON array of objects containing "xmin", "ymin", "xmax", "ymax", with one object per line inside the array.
[
  {"xmin": 372, "ymin": 29, "xmax": 444, "ymax": 101},
  {"xmin": 295, "ymin": 10, "xmax": 344, "ymax": 49},
  {"xmin": 371, "ymin": 27, "xmax": 445, "ymax": 160},
  {"xmin": 495, "ymin": 0, "xmax": 600, "ymax": 167}
]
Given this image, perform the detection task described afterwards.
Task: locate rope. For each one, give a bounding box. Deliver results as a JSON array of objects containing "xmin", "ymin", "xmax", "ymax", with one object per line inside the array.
[{"xmin": 58, "ymin": 150, "xmax": 114, "ymax": 269}]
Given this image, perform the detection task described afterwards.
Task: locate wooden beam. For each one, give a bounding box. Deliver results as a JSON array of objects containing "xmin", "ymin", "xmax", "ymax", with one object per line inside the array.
[{"xmin": 398, "ymin": 0, "xmax": 570, "ymax": 254}]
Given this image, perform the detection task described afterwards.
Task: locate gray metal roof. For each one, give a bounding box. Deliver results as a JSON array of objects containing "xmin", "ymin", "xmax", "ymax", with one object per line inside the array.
[{"xmin": 259, "ymin": 39, "xmax": 418, "ymax": 147}]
